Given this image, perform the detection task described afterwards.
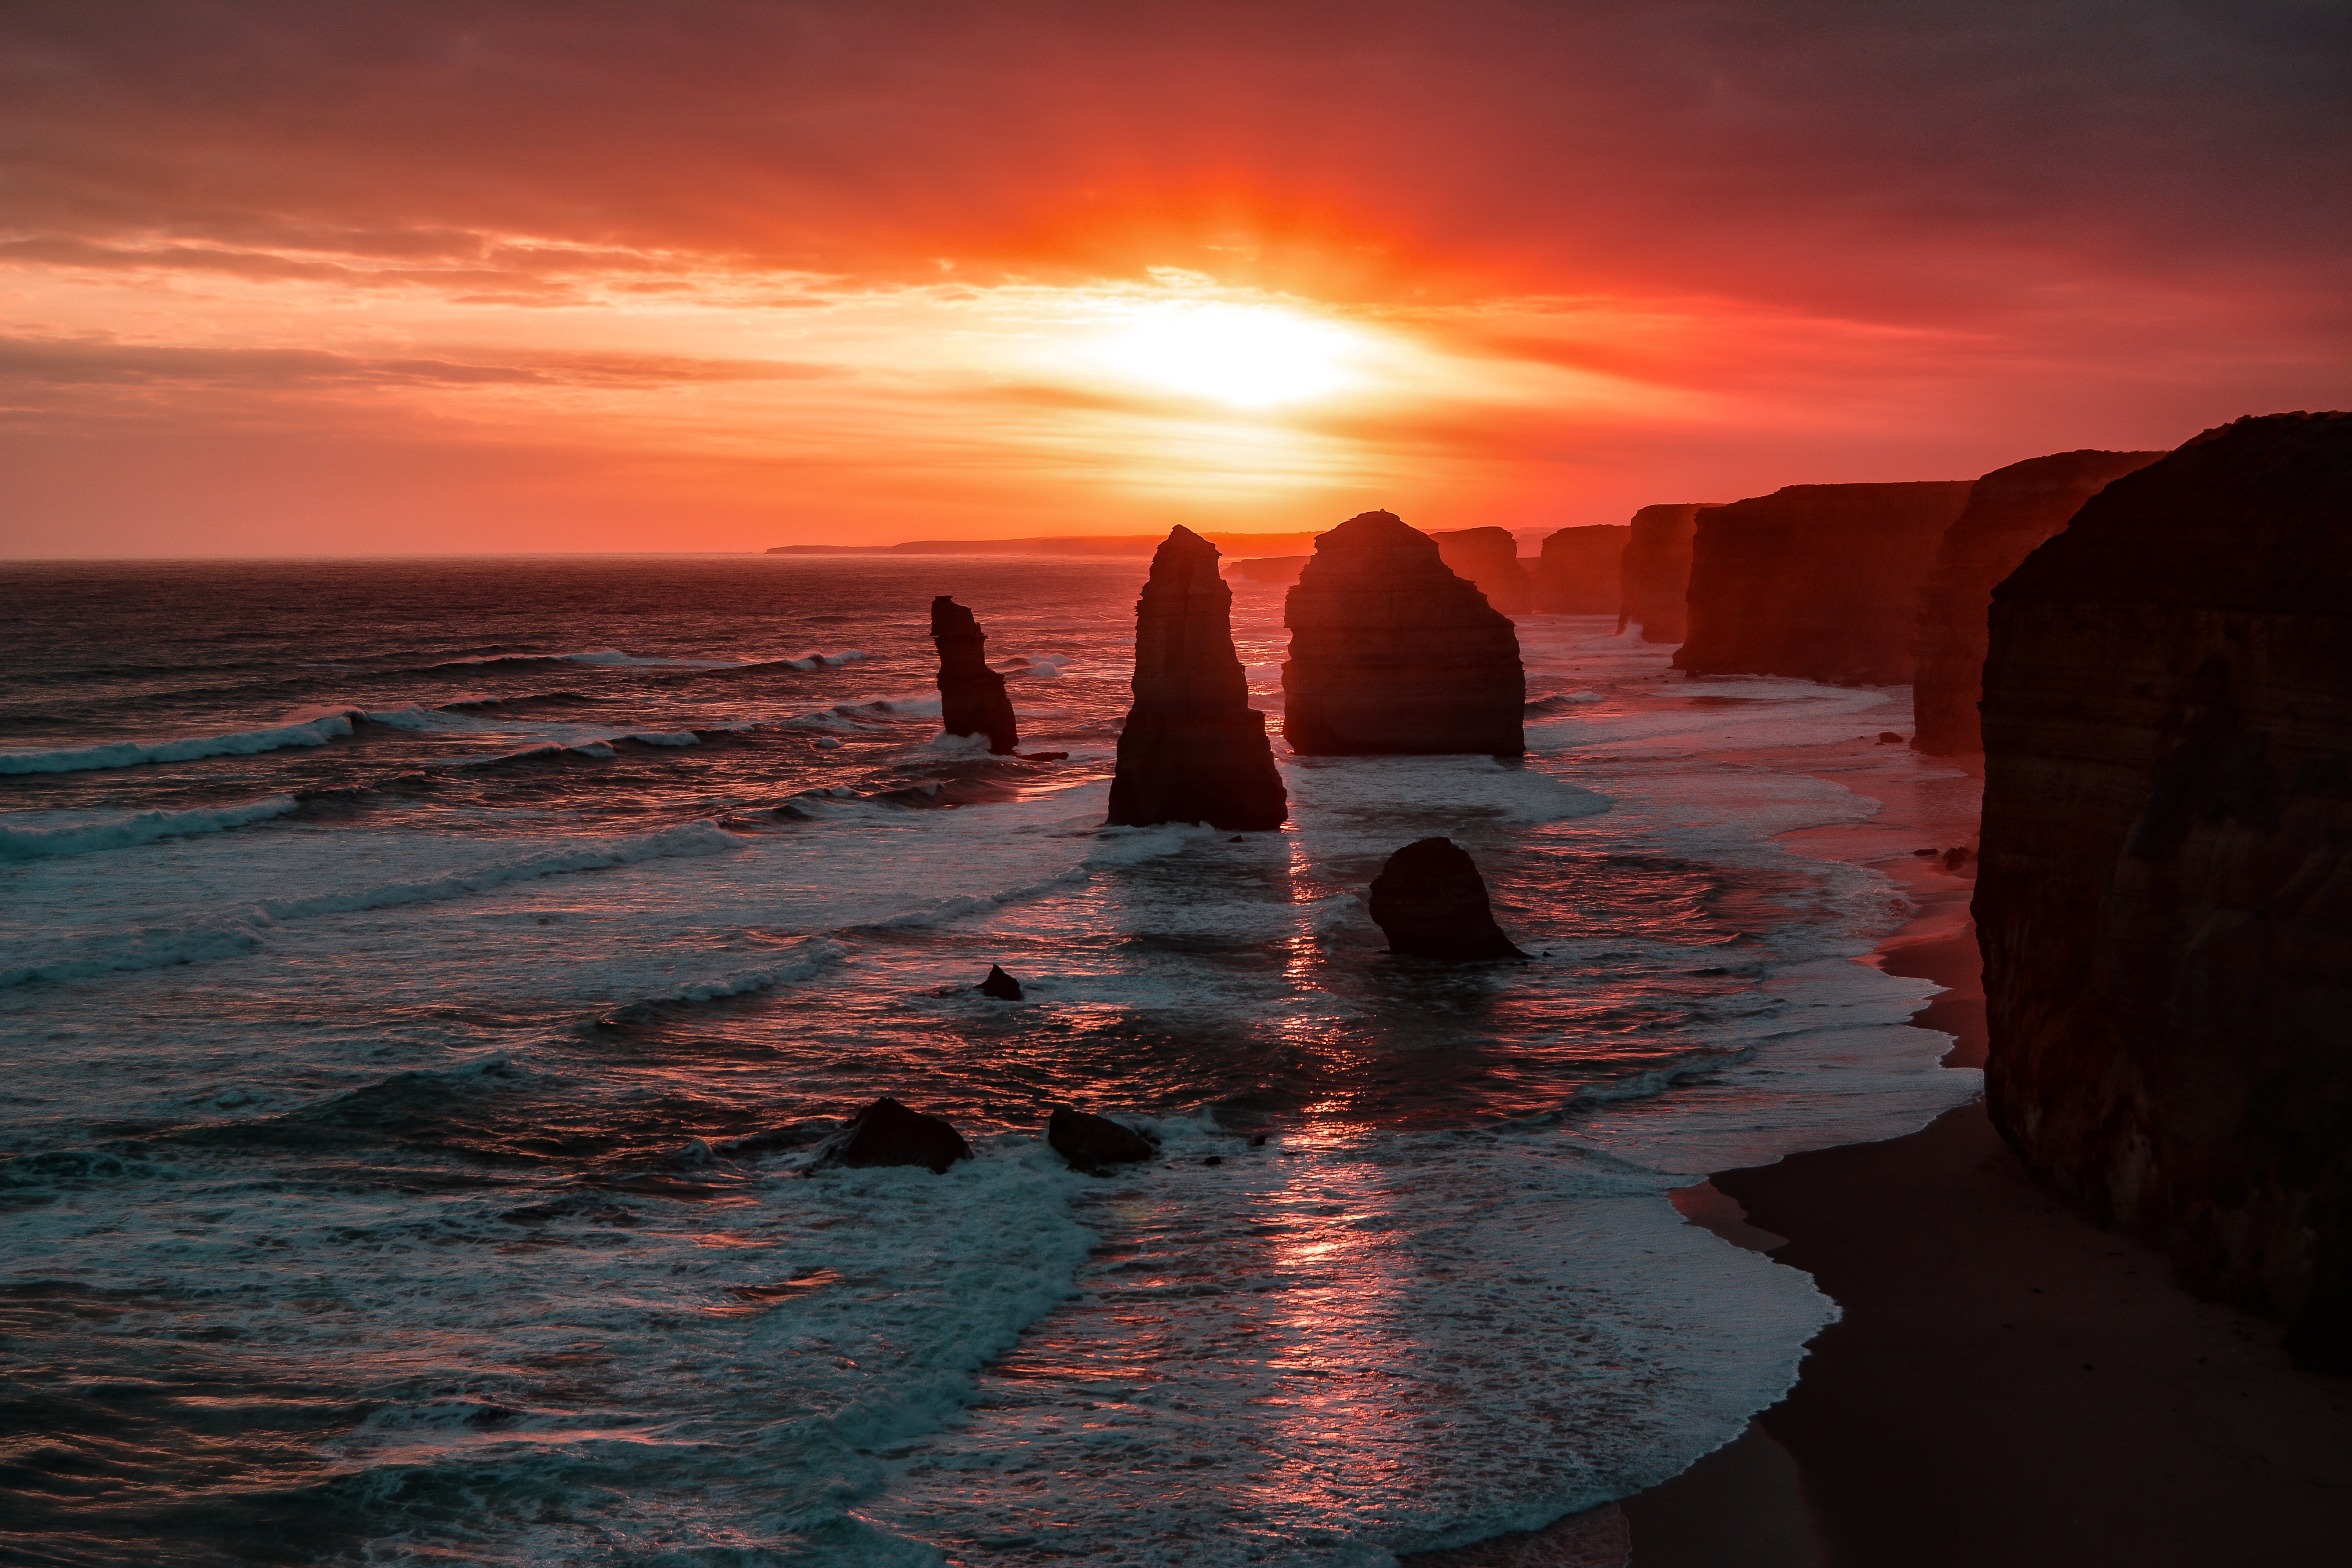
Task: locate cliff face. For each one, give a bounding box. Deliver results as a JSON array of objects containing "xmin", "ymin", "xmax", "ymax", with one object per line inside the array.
[
  {"xmin": 1530, "ymin": 524, "xmax": 1630, "ymax": 615},
  {"xmin": 1428, "ymin": 526, "xmax": 1535, "ymax": 614},
  {"xmin": 1974, "ymin": 412, "xmax": 2352, "ymax": 1370},
  {"xmin": 1106, "ymin": 527, "xmax": 1288, "ymax": 831},
  {"xmin": 1283, "ymin": 511, "xmax": 1524, "ymax": 757},
  {"xmin": 1614, "ymin": 504, "xmax": 1711, "ymax": 642},
  {"xmin": 1912, "ymin": 449, "xmax": 2168, "ymax": 755},
  {"xmin": 1674, "ymin": 482, "xmax": 1975, "ymax": 685},
  {"xmin": 929, "ymin": 596, "xmax": 1018, "ymax": 753}
]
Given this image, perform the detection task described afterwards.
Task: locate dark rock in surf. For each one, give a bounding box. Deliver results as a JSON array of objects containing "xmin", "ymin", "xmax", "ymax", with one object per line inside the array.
[
  {"xmin": 1107, "ymin": 526, "xmax": 1288, "ymax": 831},
  {"xmin": 1367, "ymin": 837, "xmax": 1526, "ymax": 960},
  {"xmin": 1283, "ymin": 511, "xmax": 1525, "ymax": 756},
  {"xmin": 929, "ymin": 596, "xmax": 1018, "ymax": 754},
  {"xmin": 806, "ymin": 1096, "xmax": 973, "ymax": 1175},
  {"xmin": 978, "ymin": 964, "xmax": 1024, "ymax": 1000},
  {"xmin": 1047, "ymin": 1107, "xmax": 1158, "ymax": 1173}
]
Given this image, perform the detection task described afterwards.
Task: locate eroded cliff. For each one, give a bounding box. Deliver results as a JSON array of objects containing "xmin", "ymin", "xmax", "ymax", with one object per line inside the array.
[
  {"xmin": 1530, "ymin": 524, "xmax": 1630, "ymax": 615},
  {"xmin": 1614, "ymin": 504, "xmax": 1712, "ymax": 642},
  {"xmin": 1429, "ymin": 526, "xmax": 1535, "ymax": 615},
  {"xmin": 929, "ymin": 595, "xmax": 1018, "ymax": 753}
]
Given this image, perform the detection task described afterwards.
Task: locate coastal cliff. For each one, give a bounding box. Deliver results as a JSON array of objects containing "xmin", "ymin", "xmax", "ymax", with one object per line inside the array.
[
  {"xmin": 1614, "ymin": 504, "xmax": 1711, "ymax": 642},
  {"xmin": 929, "ymin": 596, "xmax": 1018, "ymax": 753},
  {"xmin": 1974, "ymin": 411, "xmax": 2352, "ymax": 1369},
  {"xmin": 1106, "ymin": 527, "xmax": 1287, "ymax": 830},
  {"xmin": 1283, "ymin": 511, "xmax": 1524, "ymax": 757},
  {"xmin": 1913, "ymin": 449, "xmax": 2167, "ymax": 755},
  {"xmin": 1530, "ymin": 524, "xmax": 1630, "ymax": 615},
  {"xmin": 1675, "ymin": 481, "xmax": 1974, "ymax": 685},
  {"xmin": 1429, "ymin": 527, "xmax": 1535, "ymax": 615}
]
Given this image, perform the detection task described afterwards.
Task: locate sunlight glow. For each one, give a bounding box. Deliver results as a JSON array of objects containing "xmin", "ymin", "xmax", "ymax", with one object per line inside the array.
[{"xmin": 1091, "ymin": 303, "xmax": 1368, "ymax": 408}]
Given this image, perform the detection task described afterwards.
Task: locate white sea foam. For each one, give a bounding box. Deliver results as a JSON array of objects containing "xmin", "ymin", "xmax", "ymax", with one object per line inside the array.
[
  {"xmin": 0, "ymin": 796, "xmax": 299, "ymax": 861},
  {"xmin": 0, "ymin": 715, "xmax": 355, "ymax": 775}
]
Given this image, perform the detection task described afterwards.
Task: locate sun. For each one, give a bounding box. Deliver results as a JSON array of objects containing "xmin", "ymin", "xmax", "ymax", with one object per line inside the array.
[{"xmin": 1091, "ymin": 303, "xmax": 1366, "ymax": 408}]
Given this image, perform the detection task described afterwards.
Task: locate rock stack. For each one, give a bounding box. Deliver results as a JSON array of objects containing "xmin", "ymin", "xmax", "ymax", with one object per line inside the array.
[
  {"xmin": 1911, "ymin": 448, "xmax": 2167, "ymax": 754},
  {"xmin": 1367, "ymin": 838, "xmax": 1526, "ymax": 960},
  {"xmin": 1614, "ymin": 504, "xmax": 1714, "ymax": 641},
  {"xmin": 929, "ymin": 596, "xmax": 1018, "ymax": 753},
  {"xmin": 1673, "ymin": 482, "xmax": 1975, "ymax": 685},
  {"xmin": 1429, "ymin": 526, "xmax": 1536, "ymax": 614},
  {"xmin": 1283, "ymin": 511, "xmax": 1525, "ymax": 756},
  {"xmin": 807, "ymin": 1097, "xmax": 973, "ymax": 1175},
  {"xmin": 1974, "ymin": 411, "xmax": 2351, "ymax": 1370},
  {"xmin": 1106, "ymin": 527, "xmax": 1288, "ymax": 831},
  {"xmin": 1530, "ymin": 523, "xmax": 1632, "ymax": 615}
]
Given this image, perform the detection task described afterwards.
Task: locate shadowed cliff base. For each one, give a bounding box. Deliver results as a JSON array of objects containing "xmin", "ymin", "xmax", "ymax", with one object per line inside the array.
[{"xmin": 929, "ymin": 595, "xmax": 1018, "ymax": 754}]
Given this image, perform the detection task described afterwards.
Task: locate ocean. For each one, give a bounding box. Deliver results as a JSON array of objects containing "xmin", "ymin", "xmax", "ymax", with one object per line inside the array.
[{"xmin": 0, "ymin": 555, "xmax": 1979, "ymax": 1566}]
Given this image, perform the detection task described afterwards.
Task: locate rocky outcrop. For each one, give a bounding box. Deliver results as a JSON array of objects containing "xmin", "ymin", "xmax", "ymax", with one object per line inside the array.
[
  {"xmin": 1047, "ymin": 1107, "xmax": 1158, "ymax": 1173},
  {"xmin": 1367, "ymin": 838, "xmax": 1526, "ymax": 960},
  {"xmin": 1283, "ymin": 511, "xmax": 1525, "ymax": 756},
  {"xmin": 978, "ymin": 965, "xmax": 1023, "ymax": 1000},
  {"xmin": 1973, "ymin": 412, "xmax": 2352, "ymax": 1370},
  {"xmin": 1106, "ymin": 527, "xmax": 1288, "ymax": 831},
  {"xmin": 1429, "ymin": 527, "xmax": 1536, "ymax": 614},
  {"xmin": 929, "ymin": 596, "xmax": 1018, "ymax": 753},
  {"xmin": 1614, "ymin": 504, "xmax": 1714, "ymax": 641},
  {"xmin": 1223, "ymin": 555, "xmax": 1310, "ymax": 586},
  {"xmin": 1530, "ymin": 524, "xmax": 1630, "ymax": 615},
  {"xmin": 1911, "ymin": 449, "xmax": 2168, "ymax": 754},
  {"xmin": 808, "ymin": 1097, "xmax": 974, "ymax": 1174},
  {"xmin": 1674, "ymin": 482, "xmax": 1975, "ymax": 685}
]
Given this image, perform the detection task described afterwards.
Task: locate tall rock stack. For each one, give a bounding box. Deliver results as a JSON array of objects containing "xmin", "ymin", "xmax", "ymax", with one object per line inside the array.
[
  {"xmin": 1614, "ymin": 504, "xmax": 1713, "ymax": 641},
  {"xmin": 1283, "ymin": 511, "xmax": 1525, "ymax": 757},
  {"xmin": 929, "ymin": 596, "xmax": 1018, "ymax": 753},
  {"xmin": 1911, "ymin": 448, "xmax": 2167, "ymax": 754},
  {"xmin": 1673, "ymin": 481, "xmax": 1975, "ymax": 685},
  {"xmin": 1428, "ymin": 527, "xmax": 1535, "ymax": 614},
  {"xmin": 1106, "ymin": 527, "xmax": 1287, "ymax": 831},
  {"xmin": 1974, "ymin": 412, "xmax": 2352, "ymax": 1370},
  {"xmin": 1530, "ymin": 524, "xmax": 1631, "ymax": 615}
]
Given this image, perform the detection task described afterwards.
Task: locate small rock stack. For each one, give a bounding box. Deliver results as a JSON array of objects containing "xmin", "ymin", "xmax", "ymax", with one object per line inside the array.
[{"xmin": 929, "ymin": 596, "xmax": 1018, "ymax": 753}]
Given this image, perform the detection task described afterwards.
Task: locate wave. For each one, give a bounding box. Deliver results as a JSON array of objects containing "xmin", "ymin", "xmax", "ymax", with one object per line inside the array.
[
  {"xmin": 0, "ymin": 796, "xmax": 301, "ymax": 861},
  {"xmin": 0, "ymin": 715, "xmax": 355, "ymax": 776},
  {"xmin": 593, "ymin": 937, "xmax": 846, "ymax": 1029},
  {"xmin": 0, "ymin": 821, "xmax": 743, "ymax": 989},
  {"xmin": 425, "ymin": 648, "xmax": 867, "ymax": 673}
]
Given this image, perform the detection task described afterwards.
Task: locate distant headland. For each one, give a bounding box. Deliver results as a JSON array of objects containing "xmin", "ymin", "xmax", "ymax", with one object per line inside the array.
[{"xmin": 767, "ymin": 533, "xmax": 1320, "ymax": 557}]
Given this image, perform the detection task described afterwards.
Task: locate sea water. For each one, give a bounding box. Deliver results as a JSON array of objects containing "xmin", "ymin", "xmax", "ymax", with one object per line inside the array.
[{"xmin": 0, "ymin": 556, "xmax": 1979, "ymax": 1565}]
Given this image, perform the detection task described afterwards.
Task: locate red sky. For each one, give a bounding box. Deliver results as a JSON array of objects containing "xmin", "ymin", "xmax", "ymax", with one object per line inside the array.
[{"xmin": 2, "ymin": 0, "xmax": 2345, "ymax": 555}]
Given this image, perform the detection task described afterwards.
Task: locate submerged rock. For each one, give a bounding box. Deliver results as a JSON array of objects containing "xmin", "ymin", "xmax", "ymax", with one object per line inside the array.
[
  {"xmin": 1047, "ymin": 1107, "xmax": 1158, "ymax": 1173},
  {"xmin": 1911, "ymin": 448, "xmax": 2167, "ymax": 755},
  {"xmin": 1530, "ymin": 523, "xmax": 1630, "ymax": 615},
  {"xmin": 1429, "ymin": 526, "xmax": 1536, "ymax": 614},
  {"xmin": 1283, "ymin": 511, "xmax": 1525, "ymax": 756},
  {"xmin": 1614, "ymin": 503, "xmax": 1716, "ymax": 642},
  {"xmin": 929, "ymin": 596, "xmax": 1018, "ymax": 754},
  {"xmin": 978, "ymin": 964, "xmax": 1024, "ymax": 1000},
  {"xmin": 1674, "ymin": 481, "xmax": 1975, "ymax": 685},
  {"xmin": 806, "ymin": 1096, "xmax": 973, "ymax": 1175},
  {"xmin": 1107, "ymin": 526, "xmax": 1288, "ymax": 831},
  {"xmin": 1974, "ymin": 411, "xmax": 2352, "ymax": 1370},
  {"xmin": 1367, "ymin": 837, "xmax": 1526, "ymax": 960}
]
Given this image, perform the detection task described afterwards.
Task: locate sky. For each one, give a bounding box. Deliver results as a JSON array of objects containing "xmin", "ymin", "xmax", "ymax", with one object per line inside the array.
[{"xmin": 2, "ymin": 0, "xmax": 2345, "ymax": 556}]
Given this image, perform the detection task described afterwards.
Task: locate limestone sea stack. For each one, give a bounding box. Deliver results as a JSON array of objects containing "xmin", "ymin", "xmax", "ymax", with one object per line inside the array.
[
  {"xmin": 1973, "ymin": 411, "xmax": 2351, "ymax": 1370},
  {"xmin": 1674, "ymin": 481, "xmax": 1975, "ymax": 685},
  {"xmin": 1283, "ymin": 511, "xmax": 1526, "ymax": 756},
  {"xmin": 1367, "ymin": 838, "xmax": 1526, "ymax": 960},
  {"xmin": 1106, "ymin": 526, "xmax": 1288, "ymax": 831},
  {"xmin": 1911, "ymin": 448, "xmax": 2167, "ymax": 754},
  {"xmin": 929, "ymin": 596, "xmax": 1018, "ymax": 753},
  {"xmin": 1614, "ymin": 504, "xmax": 1714, "ymax": 641},
  {"xmin": 1530, "ymin": 524, "xmax": 1631, "ymax": 615},
  {"xmin": 1428, "ymin": 527, "xmax": 1536, "ymax": 614}
]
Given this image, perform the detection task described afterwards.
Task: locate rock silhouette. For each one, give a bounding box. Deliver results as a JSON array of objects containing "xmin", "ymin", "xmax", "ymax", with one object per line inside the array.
[
  {"xmin": 1106, "ymin": 527, "xmax": 1288, "ymax": 830},
  {"xmin": 1675, "ymin": 482, "xmax": 1975, "ymax": 685},
  {"xmin": 1283, "ymin": 511, "xmax": 1525, "ymax": 756},
  {"xmin": 1430, "ymin": 526, "xmax": 1536, "ymax": 614},
  {"xmin": 1367, "ymin": 837, "xmax": 1527, "ymax": 960},
  {"xmin": 1974, "ymin": 411, "xmax": 2352, "ymax": 1371},
  {"xmin": 1911, "ymin": 448, "xmax": 2167, "ymax": 754},
  {"xmin": 977, "ymin": 965, "xmax": 1023, "ymax": 1000},
  {"xmin": 929, "ymin": 596, "xmax": 1018, "ymax": 753},
  {"xmin": 1047, "ymin": 1107, "xmax": 1158, "ymax": 1172},
  {"xmin": 1531, "ymin": 524, "xmax": 1630, "ymax": 615},
  {"xmin": 807, "ymin": 1096, "xmax": 973, "ymax": 1175},
  {"xmin": 1614, "ymin": 504, "xmax": 1715, "ymax": 641}
]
